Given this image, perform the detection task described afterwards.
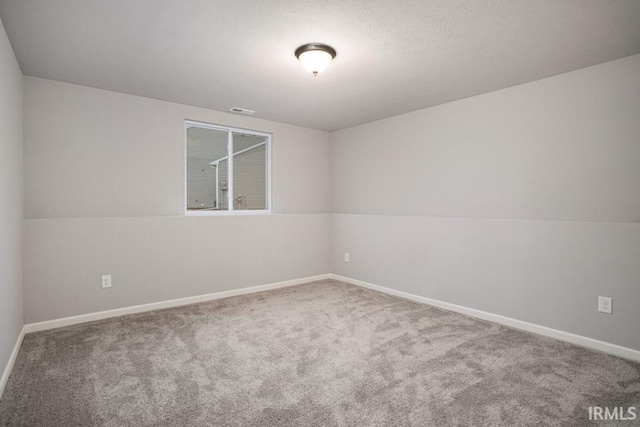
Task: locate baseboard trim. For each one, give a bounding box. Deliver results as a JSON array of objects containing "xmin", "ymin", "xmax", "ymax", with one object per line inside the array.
[
  {"xmin": 24, "ymin": 274, "xmax": 331, "ymax": 334},
  {"xmin": 330, "ymin": 274, "xmax": 640, "ymax": 363},
  {"xmin": 0, "ymin": 326, "xmax": 26, "ymax": 399}
]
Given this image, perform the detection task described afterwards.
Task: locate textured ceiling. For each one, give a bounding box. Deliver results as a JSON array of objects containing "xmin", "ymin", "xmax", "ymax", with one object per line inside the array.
[{"xmin": 1, "ymin": 0, "xmax": 640, "ymax": 131}]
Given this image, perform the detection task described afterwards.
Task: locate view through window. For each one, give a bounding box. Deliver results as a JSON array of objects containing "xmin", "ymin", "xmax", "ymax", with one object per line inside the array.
[{"xmin": 186, "ymin": 121, "xmax": 271, "ymax": 213}]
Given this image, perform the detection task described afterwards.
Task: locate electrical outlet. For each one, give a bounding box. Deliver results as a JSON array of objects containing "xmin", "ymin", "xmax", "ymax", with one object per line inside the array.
[
  {"xmin": 101, "ymin": 274, "xmax": 112, "ymax": 289},
  {"xmin": 598, "ymin": 296, "xmax": 612, "ymax": 314},
  {"xmin": 344, "ymin": 253, "xmax": 350, "ymax": 263}
]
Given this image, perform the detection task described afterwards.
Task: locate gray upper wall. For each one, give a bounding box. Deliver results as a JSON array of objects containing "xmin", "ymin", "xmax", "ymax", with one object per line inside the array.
[
  {"xmin": 0, "ymin": 16, "xmax": 23, "ymax": 384},
  {"xmin": 331, "ymin": 54, "xmax": 640, "ymax": 223},
  {"xmin": 24, "ymin": 77, "xmax": 331, "ymax": 219}
]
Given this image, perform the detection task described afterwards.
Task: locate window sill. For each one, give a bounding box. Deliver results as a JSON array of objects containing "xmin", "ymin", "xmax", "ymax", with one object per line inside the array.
[{"xmin": 185, "ymin": 210, "xmax": 272, "ymax": 216}]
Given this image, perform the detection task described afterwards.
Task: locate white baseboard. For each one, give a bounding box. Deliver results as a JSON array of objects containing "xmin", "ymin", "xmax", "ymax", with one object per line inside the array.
[
  {"xmin": 24, "ymin": 274, "xmax": 331, "ymax": 334},
  {"xmin": 0, "ymin": 326, "xmax": 26, "ymax": 399},
  {"xmin": 330, "ymin": 274, "xmax": 640, "ymax": 363}
]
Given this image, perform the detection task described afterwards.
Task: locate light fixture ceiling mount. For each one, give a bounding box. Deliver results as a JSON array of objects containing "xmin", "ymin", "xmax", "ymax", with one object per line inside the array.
[{"xmin": 295, "ymin": 43, "xmax": 336, "ymax": 76}]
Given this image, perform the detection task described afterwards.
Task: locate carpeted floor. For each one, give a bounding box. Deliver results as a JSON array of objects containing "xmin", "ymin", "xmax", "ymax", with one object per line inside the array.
[{"xmin": 1, "ymin": 279, "xmax": 639, "ymax": 426}]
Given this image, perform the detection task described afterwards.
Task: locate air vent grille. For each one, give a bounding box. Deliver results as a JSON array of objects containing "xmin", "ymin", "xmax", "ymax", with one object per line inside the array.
[{"xmin": 229, "ymin": 107, "xmax": 256, "ymax": 115}]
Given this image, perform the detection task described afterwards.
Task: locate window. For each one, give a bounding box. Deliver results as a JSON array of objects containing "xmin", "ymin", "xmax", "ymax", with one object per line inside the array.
[{"xmin": 185, "ymin": 120, "xmax": 271, "ymax": 214}]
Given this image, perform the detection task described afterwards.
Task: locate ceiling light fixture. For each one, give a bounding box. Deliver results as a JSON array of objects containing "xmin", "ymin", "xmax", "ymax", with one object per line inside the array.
[{"xmin": 295, "ymin": 43, "xmax": 336, "ymax": 76}]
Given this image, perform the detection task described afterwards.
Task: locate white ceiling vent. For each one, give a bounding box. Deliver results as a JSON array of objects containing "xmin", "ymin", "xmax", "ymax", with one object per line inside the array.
[{"xmin": 229, "ymin": 107, "xmax": 256, "ymax": 115}]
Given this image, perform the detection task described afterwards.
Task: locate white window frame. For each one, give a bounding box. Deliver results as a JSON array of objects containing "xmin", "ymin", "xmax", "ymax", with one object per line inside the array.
[{"xmin": 184, "ymin": 119, "xmax": 272, "ymax": 216}]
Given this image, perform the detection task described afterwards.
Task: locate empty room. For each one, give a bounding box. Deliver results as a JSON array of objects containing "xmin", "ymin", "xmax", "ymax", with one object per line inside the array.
[{"xmin": 1, "ymin": 1, "xmax": 639, "ymax": 426}]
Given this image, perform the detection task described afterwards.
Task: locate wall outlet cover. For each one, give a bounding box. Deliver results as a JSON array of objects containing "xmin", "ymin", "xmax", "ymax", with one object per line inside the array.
[
  {"xmin": 344, "ymin": 253, "xmax": 350, "ymax": 263},
  {"xmin": 598, "ymin": 296, "xmax": 612, "ymax": 314},
  {"xmin": 102, "ymin": 274, "xmax": 112, "ymax": 289}
]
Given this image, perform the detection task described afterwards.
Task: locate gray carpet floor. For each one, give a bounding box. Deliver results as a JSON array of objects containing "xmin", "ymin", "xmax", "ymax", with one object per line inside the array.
[{"xmin": 1, "ymin": 279, "xmax": 639, "ymax": 426}]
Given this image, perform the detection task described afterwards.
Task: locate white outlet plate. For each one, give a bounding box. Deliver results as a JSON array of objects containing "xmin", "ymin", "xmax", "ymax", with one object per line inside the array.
[
  {"xmin": 598, "ymin": 296, "xmax": 612, "ymax": 314},
  {"xmin": 344, "ymin": 253, "xmax": 350, "ymax": 263},
  {"xmin": 102, "ymin": 274, "xmax": 112, "ymax": 289}
]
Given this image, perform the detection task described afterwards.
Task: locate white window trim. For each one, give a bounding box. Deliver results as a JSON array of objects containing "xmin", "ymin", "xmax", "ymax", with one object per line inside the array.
[{"xmin": 184, "ymin": 119, "xmax": 272, "ymax": 216}]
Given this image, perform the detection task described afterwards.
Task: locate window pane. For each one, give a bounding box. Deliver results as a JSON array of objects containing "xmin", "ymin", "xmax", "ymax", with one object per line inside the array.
[
  {"xmin": 232, "ymin": 132, "xmax": 267, "ymax": 210},
  {"xmin": 186, "ymin": 126, "xmax": 229, "ymax": 211}
]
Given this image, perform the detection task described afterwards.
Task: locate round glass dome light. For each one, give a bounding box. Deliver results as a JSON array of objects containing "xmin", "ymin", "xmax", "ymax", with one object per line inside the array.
[{"xmin": 295, "ymin": 44, "xmax": 337, "ymax": 76}]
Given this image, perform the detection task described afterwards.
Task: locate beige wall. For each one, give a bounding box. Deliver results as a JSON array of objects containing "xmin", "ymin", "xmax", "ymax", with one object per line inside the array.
[
  {"xmin": 331, "ymin": 54, "xmax": 640, "ymax": 350},
  {"xmin": 24, "ymin": 78, "xmax": 331, "ymax": 322},
  {"xmin": 0, "ymin": 17, "xmax": 23, "ymax": 377}
]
